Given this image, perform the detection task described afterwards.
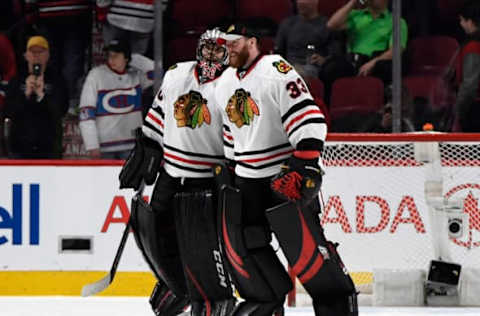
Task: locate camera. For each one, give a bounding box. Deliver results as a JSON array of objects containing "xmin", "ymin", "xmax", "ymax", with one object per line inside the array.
[
  {"xmin": 448, "ymin": 217, "xmax": 464, "ymax": 239},
  {"xmin": 446, "ymin": 212, "xmax": 469, "ymax": 239},
  {"xmin": 33, "ymin": 64, "xmax": 41, "ymax": 77}
]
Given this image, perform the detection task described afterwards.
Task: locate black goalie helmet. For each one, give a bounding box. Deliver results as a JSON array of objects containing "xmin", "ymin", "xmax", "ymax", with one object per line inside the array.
[{"xmin": 196, "ymin": 28, "xmax": 229, "ymax": 82}]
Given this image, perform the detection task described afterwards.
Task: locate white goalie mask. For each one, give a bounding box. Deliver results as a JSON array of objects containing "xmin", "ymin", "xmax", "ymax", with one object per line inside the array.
[{"xmin": 196, "ymin": 28, "xmax": 229, "ymax": 82}]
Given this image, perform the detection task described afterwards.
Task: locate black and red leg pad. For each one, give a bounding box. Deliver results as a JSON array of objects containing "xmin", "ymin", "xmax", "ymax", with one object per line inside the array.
[
  {"xmin": 266, "ymin": 201, "xmax": 357, "ymax": 300},
  {"xmin": 219, "ymin": 186, "xmax": 292, "ymax": 303}
]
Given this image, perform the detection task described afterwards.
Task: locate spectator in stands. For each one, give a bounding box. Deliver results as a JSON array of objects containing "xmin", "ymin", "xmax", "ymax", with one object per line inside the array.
[
  {"xmin": 275, "ymin": 0, "xmax": 343, "ymax": 79},
  {"xmin": 96, "ymin": 0, "xmax": 154, "ymax": 56},
  {"xmin": 79, "ymin": 38, "xmax": 154, "ymax": 159},
  {"xmin": 0, "ymin": 33, "xmax": 17, "ymax": 157},
  {"xmin": 453, "ymin": 0, "xmax": 480, "ymax": 132},
  {"xmin": 359, "ymin": 86, "xmax": 415, "ymax": 132},
  {"xmin": 4, "ymin": 35, "xmax": 68, "ymax": 158},
  {"xmin": 24, "ymin": 0, "xmax": 92, "ymax": 112},
  {"xmin": 327, "ymin": 0, "xmax": 408, "ymax": 84}
]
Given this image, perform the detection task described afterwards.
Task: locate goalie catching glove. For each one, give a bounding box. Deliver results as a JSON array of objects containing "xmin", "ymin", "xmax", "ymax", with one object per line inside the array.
[
  {"xmin": 271, "ymin": 151, "xmax": 323, "ymax": 206},
  {"xmin": 119, "ymin": 128, "xmax": 163, "ymax": 190}
]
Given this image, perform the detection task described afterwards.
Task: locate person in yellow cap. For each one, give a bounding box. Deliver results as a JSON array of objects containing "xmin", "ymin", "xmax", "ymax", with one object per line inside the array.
[
  {"xmin": 3, "ymin": 35, "xmax": 68, "ymax": 158},
  {"xmin": 25, "ymin": 36, "xmax": 50, "ymax": 96}
]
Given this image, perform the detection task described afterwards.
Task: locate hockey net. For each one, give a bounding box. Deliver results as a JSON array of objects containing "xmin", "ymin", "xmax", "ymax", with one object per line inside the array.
[{"xmin": 289, "ymin": 133, "xmax": 480, "ymax": 306}]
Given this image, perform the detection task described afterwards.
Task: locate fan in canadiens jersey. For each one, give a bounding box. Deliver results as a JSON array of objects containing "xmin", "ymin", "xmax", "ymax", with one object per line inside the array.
[
  {"xmin": 214, "ymin": 22, "xmax": 359, "ymax": 316},
  {"xmin": 118, "ymin": 29, "xmax": 236, "ymax": 316},
  {"xmin": 78, "ymin": 38, "xmax": 154, "ymax": 159}
]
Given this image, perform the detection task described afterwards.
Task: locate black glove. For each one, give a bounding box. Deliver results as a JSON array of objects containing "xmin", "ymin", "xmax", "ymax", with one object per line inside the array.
[
  {"xmin": 119, "ymin": 128, "xmax": 163, "ymax": 190},
  {"xmin": 271, "ymin": 151, "xmax": 323, "ymax": 206}
]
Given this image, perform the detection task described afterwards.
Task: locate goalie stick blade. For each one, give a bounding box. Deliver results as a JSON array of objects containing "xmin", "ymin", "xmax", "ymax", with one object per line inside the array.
[
  {"xmin": 81, "ymin": 273, "xmax": 112, "ymax": 297},
  {"xmin": 81, "ymin": 183, "xmax": 144, "ymax": 297}
]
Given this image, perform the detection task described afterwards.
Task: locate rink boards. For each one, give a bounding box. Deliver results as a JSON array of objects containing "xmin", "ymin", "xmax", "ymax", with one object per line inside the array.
[{"xmin": 1, "ymin": 162, "xmax": 479, "ymax": 295}]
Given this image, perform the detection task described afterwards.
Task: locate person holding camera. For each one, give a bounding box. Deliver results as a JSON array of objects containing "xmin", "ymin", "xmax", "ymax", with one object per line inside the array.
[{"xmin": 4, "ymin": 35, "xmax": 68, "ymax": 158}]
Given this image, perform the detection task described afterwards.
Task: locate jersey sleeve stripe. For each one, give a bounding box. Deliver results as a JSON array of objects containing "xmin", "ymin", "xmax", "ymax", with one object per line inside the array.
[
  {"xmin": 163, "ymin": 144, "xmax": 224, "ymax": 159},
  {"xmin": 240, "ymin": 149, "xmax": 294, "ymax": 163},
  {"xmin": 223, "ymin": 141, "xmax": 234, "ymax": 148},
  {"xmin": 223, "ymin": 124, "xmax": 231, "ymax": 132},
  {"xmin": 147, "ymin": 111, "xmax": 164, "ymax": 128},
  {"xmin": 142, "ymin": 125, "xmax": 163, "ymax": 145},
  {"xmin": 237, "ymin": 158, "xmax": 288, "ymax": 170},
  {"xmin": 151, "ymin": 105, "xmax": 165, "ymax": 119},
  {"xmin": 164, "ymin": 152, "xmax": 215, "ymax": 166},
  {"xmin": 281, "ymin": 99, "xmax": 317, "ymax": 123},
  {"xmin": 223, "ymin": 132, "xmax": 233, "ymax": 141},
  {"xmin": 164, "ymin": 159, "xmax": 213, "ymax": 173},
  {"xmin": 234, "ymin": 143, "xmax": 291, "ymax": 156},
  {"xmin": 285, "ymin": 109, "xmax": 324, "ymax": 133},
  {"xmin": 287, "ymin": 118, "xmax": 326, "ymax": 138}
]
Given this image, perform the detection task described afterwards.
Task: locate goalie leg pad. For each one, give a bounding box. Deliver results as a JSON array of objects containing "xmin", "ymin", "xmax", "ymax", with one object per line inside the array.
[
  {"xmin": 130, "ymin": 173, "xmax": 188, "ymax": 297},
  {"xmin": 150, "ymin": 280, "xmax": 190, "ymax": 316},
  {"xmin": 219, "ymin": 186, "xmax": 292, "ymax": 304},
  {"xmin": 174, "ymin": 191, "xmax": 234, "ymax": 302},
  {"xmin": 266, "ymin": 201, "xmax": 358, "ymax": 315}
]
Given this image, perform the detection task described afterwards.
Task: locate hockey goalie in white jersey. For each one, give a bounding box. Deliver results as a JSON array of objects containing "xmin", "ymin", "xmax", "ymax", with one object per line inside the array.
[
  {"xmin": 213, "ymin": 22, "xmax": 359, "ymax": 316},
  {"xmin": 118, "ymin": 29, "xmax": 235, "ymax": 316}
]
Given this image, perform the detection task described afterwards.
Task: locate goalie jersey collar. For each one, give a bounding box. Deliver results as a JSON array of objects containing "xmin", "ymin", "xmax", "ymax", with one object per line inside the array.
[{"xmin": 236, "ymin": 54, "xmax": 265, "ymax": 80}]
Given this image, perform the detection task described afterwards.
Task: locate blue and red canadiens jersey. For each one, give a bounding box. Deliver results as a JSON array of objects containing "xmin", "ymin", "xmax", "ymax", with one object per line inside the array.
[{"xmin": 79, "ymin": 60, "xmax": 153, "ymax": 152}]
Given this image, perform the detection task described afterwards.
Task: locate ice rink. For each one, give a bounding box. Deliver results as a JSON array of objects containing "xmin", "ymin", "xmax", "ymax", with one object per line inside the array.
[{"xmin": 2, "ymin": 297, "xmax": 480, "ymax": 316}]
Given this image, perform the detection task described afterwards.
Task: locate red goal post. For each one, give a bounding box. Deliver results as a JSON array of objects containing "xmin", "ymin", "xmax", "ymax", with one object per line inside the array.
[{"xmin": 288, "ymin": 132, "xmax": 480, "ymax": 306}]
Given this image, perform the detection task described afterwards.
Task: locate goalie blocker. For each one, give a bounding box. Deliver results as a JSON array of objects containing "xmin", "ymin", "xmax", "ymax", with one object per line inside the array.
[{"xmin": 266, "ymin": 202, "xmax": 358, "ymax": 316}]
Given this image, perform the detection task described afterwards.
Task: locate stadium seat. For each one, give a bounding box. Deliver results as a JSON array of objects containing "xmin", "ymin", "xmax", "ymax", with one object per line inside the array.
[
  {"xmin": 329, "ymin": 77, "xmax": 384, "ymax": 121},
  {"xmin": 316, "ymin": 0, "xmax": 348, "ymax": 17},
  {"xmin": 164, "ymin": 36, "xmax": 198, "ymax": 68},
  {"xmin": 304, "ymin": 77, "xmax": 325, "ymax": 101},
  {"xmin": 169, "ymin": 0, "xmax": 233, "ymax": 34},
  {"xmin": 407, "ymin": 36, "xmax": 459, "ymax": 76},
  {"xmin": 236, "ymin": 0, "xmax": 294, "ymax": 25},
  {"xmin": 403, "ymin": 75, "xmax": 454, "ymax": 110}
]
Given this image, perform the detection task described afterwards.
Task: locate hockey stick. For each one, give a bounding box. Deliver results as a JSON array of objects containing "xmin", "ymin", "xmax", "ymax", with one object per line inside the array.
[{"xmin": 81, "ymin": 182, "xmax": 145, "ymax": 297}]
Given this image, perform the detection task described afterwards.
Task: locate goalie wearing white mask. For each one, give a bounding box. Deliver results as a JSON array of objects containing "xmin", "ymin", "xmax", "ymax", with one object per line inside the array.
[{"xmin": 118, "ymin": 29, "xmax": 235, "ymax": 316}]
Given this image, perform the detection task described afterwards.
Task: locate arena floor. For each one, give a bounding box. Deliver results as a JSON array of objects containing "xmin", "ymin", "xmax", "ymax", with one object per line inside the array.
[{"xmin": 1, "ymin": 297, "xmax": 480, "ymax": 316}]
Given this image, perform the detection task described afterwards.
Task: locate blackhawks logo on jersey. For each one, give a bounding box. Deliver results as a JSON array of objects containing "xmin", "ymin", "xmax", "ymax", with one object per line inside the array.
[
  {"xmin": 226, "ymin": 89, "xmax": 260, "ymax": 128},
  {"xmin": 273, "ymin": 60, "xmax": 292, "ymax": 74},
  {"xmin": 174, "ymin": 90, "xmax": 211, "ymax": 129}
]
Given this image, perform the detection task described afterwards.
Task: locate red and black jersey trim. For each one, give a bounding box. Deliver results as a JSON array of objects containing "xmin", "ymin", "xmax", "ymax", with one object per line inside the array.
[
  {"xmin": 223, "ymin": 141, "xmax": 233, "ymax": 148},
  {"xmin": 144, "ymin": 121, "xmax": 163, "ymax": 137},
  {"xmin": 234, "ymin": 143, "xmax": 293, "ymax": 170},
  {"xmin": 234, "ymin": 143, "xmax": 291, "ymax": 157},
  {"xmin": 151, "ymin": 106, "xmax": 165, "ymax": 119},
  {"xmin": 236, "ymin": 54, "xmax": 265, "ymax": 80},
  {"xmin": 163, "ymin": 144, "xmax": 224, "ymax": 160},
  {"xmin": 287, "ymin": 118, "xmax": 326, "ymax": 138},
  {"xmin": 236, "ymin": 158, "xmax": 288, "ymax": 170},
  {"xmin": 164, "ymin": 159, "xmax": 213, "ymax": 173},
  {"xmin": 281, "ymin": 99, "xmax": 318, "ymax": 123}
]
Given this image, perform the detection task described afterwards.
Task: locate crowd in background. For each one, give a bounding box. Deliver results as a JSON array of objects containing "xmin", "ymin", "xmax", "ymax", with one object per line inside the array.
[{"xmin": 0, "ymin": 0, "xmax": 479, "ymax": 159}]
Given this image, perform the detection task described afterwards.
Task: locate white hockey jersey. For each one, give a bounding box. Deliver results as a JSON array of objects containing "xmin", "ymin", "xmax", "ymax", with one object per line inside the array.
[
  {"xmin": 79, "ymin": 56, "xmax": 153, "ymax": 152},
  {"xmin": 97, "ymin": 0, "xmax": 154, "ymax": 33},
  {"xmin": 215, "ymin": 54, "xmax": 327, "ymax": 179},
  {"xmin": 142, "ymin": 61, "xmax": 225, "ymax": 178}
]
